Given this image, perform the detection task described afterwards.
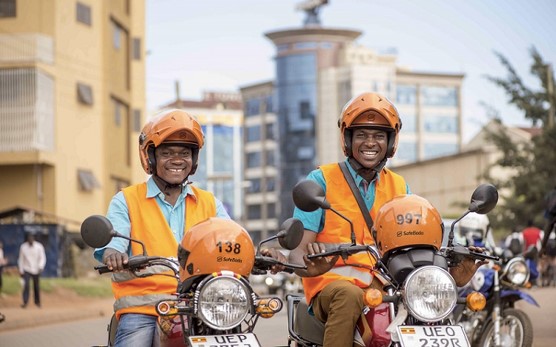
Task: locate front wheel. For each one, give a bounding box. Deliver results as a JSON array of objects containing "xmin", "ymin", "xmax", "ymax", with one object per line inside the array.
[{"xmin": 477, "ymin": 308, "xmax": 533, "ymax": 347}]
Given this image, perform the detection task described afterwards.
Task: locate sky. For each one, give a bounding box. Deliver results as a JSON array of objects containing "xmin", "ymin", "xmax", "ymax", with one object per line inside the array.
[{"xmin": 145, "ymin": 0, "xmax": 556, "ymax": 141}]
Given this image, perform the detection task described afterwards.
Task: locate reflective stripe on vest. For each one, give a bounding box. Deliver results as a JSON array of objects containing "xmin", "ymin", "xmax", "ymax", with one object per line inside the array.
[
  {"xmin": 112, "ymin": 183, "xmax": 216, "ymax": 317},
  {"xmin": 302, "ymin": 164, "xmax": 407, "ymax": 303}
]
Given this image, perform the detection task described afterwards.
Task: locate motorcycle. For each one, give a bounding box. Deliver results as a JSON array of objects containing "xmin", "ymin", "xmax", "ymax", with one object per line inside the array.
[
  {"xmin": 455, "ymin": 245, "xmax": 538, "ymax": 346},
  {"xmin": 286, "ymin": 180, "xmax": 500, "ymax": 347},
  {"xmin": 80, "ymin": 216, "xmax": 306, "ymax": 347}
]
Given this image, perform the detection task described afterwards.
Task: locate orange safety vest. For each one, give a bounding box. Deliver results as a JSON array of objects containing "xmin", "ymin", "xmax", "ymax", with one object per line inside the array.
[
  {"xmin": 112, "ymin": 183, "xmax": 216, "ymax": 318},
  {"xmin": 303, "ymin": 163, "xmax": 407, "ymax": 303}
]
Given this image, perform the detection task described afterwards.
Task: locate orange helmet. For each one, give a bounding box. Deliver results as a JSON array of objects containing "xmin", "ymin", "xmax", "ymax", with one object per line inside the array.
[
  {"xmin": 338, "ymin": 93, "xmax": 402, "ymax": 158},
  {"xmin": 139, "ymin": 109, "xmax": 204, "ymax": 175},
  {"xmin": 372, "ymin": 195, "xmax": 443, "ymax": 258},
  {"xmin": 178, "ymin": 218, "xmax": 255, "ymax": 282}
]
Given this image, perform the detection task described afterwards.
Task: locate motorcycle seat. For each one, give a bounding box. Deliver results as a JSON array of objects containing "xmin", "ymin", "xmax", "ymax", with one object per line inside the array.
[{"xmin": 294, "ymin": 297, "xmax": 324, "ymax": 345}]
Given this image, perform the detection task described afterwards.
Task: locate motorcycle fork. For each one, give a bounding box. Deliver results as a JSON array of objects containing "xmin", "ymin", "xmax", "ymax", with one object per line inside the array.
[{"xmin": 492, "ymin": 270, "xmax": 501, "ymax": 347}]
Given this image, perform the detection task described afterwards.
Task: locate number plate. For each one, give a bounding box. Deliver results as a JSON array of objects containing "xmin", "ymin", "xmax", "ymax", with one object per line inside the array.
[
  {"xmin": 189, "ymin": 333, "xmax": 260, "ymax": 347},
  {"xmin": 397, "ymin": 325, "xmax": 469, "ymax": 347}
]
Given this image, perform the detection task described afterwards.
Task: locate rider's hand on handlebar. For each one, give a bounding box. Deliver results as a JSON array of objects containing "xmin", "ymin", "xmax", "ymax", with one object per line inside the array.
[
  {"xmin": 450, "ymin": 246, "xmax": 489, "ymax": 287},
  {"xmin": 102, "ymin": 248, "xmax": 128, "ymax": 272},
  {"xmin": 303, "ymin": 242, "xmax": 340, "ymax": 277},
  {"xmin": 261, "ymin": 248, "xmax": 287, "ymax": 274}
]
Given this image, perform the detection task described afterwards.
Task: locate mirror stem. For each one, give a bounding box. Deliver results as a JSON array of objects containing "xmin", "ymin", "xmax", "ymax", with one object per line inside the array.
[
  {"xmin": 329, "ymin": 207, "xmax": 356, "ymax": 245},
  {"xmin": 116, "ymin": 233, "xmax": 148, "ymax": 256},
  {"xmin": 447, "ymin": 211, "xmax": 470, "ymax": 248}
]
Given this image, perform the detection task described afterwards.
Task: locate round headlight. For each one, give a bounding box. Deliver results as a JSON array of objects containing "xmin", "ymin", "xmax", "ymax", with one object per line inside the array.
[
  {"xmin": 503, "ymin": 257, "xmax": 529, "ymax": 286},
  {"xmin": 197, "ymin": 276, "xmax": 251, "ymax": 330},
  {"xmin": 403, "ymin": 266, "xmax": 457, "ymax": 322}
]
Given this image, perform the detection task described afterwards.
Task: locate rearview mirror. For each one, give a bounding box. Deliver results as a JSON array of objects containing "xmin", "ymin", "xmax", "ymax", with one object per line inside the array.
[
  {"xmin": 81, "ymin": 215, "xmax": 115, "ymax": 248},
  {"xmin": 292, "ymin": 180, "xmax": 330, "ymax": 212},
  {"xmin": 469, "ymin": 183, "xmax": 498, "ymax": 214},
  {"xmin": 277, "ymin": 218, "xmax": 304, "ymax": 250}
]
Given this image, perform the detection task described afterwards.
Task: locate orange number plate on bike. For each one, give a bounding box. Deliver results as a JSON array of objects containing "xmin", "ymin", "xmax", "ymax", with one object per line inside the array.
[
  {"xmin": 189, "ymin": 333, "xmax": 260, "ymax": 347},
  {"xmin": 397, "ymin": 325, "xmax": 470, "ymax": 347}
]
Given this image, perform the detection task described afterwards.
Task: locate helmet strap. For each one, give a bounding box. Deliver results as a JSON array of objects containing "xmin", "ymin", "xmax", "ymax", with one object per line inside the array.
[
  {"xmin": 347, "ymin": 156, "xmax": 387, "ymax": 183},
  {"xmin": 152, "ymin": 174, "xmax": 189, "ymax": 195}
]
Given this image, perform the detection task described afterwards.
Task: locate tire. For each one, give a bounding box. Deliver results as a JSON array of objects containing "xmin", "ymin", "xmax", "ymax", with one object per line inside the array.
[{"xmin": 476, "ymin": 308, "xmax": 533, "ymax": 347}]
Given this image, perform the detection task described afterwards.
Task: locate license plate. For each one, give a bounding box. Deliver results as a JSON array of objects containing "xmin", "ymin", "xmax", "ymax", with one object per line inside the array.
[
  {"xmin": 397, "ymin": 325, "xmax": 469, "ymax": 347},
  {"xmin": 189, "ymin": 333, "xmax": 260, "ymax": 347}
]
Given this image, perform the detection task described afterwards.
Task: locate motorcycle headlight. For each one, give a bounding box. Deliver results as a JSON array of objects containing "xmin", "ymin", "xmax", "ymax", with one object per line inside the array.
[
  {"xmin": 197, "ymin": 275, "xmax": 251, "ymax": 330},
  {"xmin": 502, "ymin": 257, "xmax": 529, "ymax": 286},
  {"xmin": 403, "ymin": 266, "xmax": 457, "ymax": 322}
]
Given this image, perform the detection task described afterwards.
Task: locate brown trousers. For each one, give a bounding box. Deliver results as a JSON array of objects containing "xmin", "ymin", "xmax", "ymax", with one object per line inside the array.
[{"xmin": 312, "ymin": 280, "xmax": 365, "ymax": 347}]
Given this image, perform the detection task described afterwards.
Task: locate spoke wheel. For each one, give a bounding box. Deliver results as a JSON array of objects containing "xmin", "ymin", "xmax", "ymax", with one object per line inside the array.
[{"xmin": 477, "ymin": 308, "xmax": 533, "ymax": 347}]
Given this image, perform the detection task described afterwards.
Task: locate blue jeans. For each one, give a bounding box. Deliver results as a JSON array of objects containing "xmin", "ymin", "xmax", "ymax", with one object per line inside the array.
[{"xmin": 114, "ymin": 313, "xmax": 159, "ymax": 347}]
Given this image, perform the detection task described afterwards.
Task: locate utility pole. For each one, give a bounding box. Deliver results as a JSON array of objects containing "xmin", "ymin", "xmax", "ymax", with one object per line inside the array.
[{"xmin": 547, "ymin": 64, "xmax": 554, "ymax": 129}]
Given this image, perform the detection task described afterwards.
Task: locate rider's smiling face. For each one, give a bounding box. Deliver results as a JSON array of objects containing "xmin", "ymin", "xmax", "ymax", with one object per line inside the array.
[
  {"xmin": 351, "ymin": 128, "xmax": 388, "ymax": 169},
  {"xmin": 155, "ymin": 144, "xmax": 193, "ymax": 184}
]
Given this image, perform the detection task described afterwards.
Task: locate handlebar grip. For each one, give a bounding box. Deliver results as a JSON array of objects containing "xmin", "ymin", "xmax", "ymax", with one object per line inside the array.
[{"xmin": 94, "ymin": 265, "xmax": 113, "ymax": 274}]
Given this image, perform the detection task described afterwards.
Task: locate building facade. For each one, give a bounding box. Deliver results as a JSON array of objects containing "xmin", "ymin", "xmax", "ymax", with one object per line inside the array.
[
  {"xmin": 0, "ymin": 0, "xmax": 146, "ymax": 226},
  {"xmin": 255, "ymin": 9, "xmax": 465, "ymax": 223}
]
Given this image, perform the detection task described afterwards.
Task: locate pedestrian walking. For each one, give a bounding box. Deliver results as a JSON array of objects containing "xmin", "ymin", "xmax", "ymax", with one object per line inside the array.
[{"xmin": 18, "ymin": 233, "xmax": 46, "ymax": 308}]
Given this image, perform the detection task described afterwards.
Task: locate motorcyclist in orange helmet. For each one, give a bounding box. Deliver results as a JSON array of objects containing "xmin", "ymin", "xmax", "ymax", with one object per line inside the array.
[
  {"xmin": 288, "ymin": 92, "xmax": 486, "ymax": 347},
  {"xmin": 92, "ymin": 109, "xmax": 232, "ymax": 347}
]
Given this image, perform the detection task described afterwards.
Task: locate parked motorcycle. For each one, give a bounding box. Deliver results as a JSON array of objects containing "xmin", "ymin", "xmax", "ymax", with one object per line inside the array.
[
  {"xmin": 286, "ymin": 180, "xmax": 500, "ymax": 347},
  {"xmin": 80, "ymin": 216, "xmax": 306, "ymax": 347},
  {"xmin": 455, "ymin": 246, "xmax": 538, "ymax": 346}
]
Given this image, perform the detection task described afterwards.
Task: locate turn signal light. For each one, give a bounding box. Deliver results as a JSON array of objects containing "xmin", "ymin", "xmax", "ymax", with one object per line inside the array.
[
  {"xmin": 466, "ymin": 292, "xmax": 486, "ymax": 311},
  {"xmin": 256, "ymin": 298, "xmax": 283, "ymax": 318},
  {"xmin": 363, "ymin": 288, "xmax": 383, "ymax": 308}
]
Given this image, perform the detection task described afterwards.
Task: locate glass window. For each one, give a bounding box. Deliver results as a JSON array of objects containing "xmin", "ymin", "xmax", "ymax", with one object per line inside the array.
[
  {"xmin": 112, "ymin": 21, "xmax": 122, "ymax": 49},
  {"xmin": 132, "ymin": 109, "xmax": 141, "ymax": 132},
  {"xmin": 267, "ymin": 203, "xmax": 276, "ymax": 218},
  {"xmin": 265, "ymin": 123, "xmax": 275, "ymax": 140},
  {"xmin": 245, "ymin": 98, "xmax": 260, "ymax": 117},
  {"xmin": 423, "ymin": 115, "xmax": 458, "ymax": 133},
  {"xmin": 297, "ymin": 146, "xmax": 314, "ymax": 160},
  {"xmin": 211, "ymin": 125, "xmax": 234, "ymax": 173},
  {"xmin": 266, "ymin": 177, "xmax": 275, "ymax": 192},
  {"xmin": 248, "ymin": 178, "xmax": 261, "ymax": 193},
  {"xmin": 132, "ymin": 38, "xmax": 141, "ymax": 60},
  {"xmin": 77, "ymin": 83, "xmax": 93, "ymax": 105},
  {"xmin": 421, "ymin": 86, "xmax": 458, "ymax": 106},
  {"xmin": 396, "ymin": 85, "xmax": 417, "ymax": 105},
  {"xmin": 0, "ymin": 0, "xmax": 15, "ymax": 17},
  {"xmin": 424, "ymin": 143, "xmax": 458, "ymax": 159},
  {"xmin": 395, "ymin": 141, "xmax": 417, "ymax": 162},
  {"xmin": 247, "ymin": 152, "xmax": 261, "ymax": 168},
  {"xmin": 266, "ymin": 150, "xmax": 275, "ymax": 166},
  {"xmin": 246, "ymin": 125, "xmax": 261, "ymax": 142},
  {"xmin": 293, "ymin": 42, "xmax": 318, "ymax": 50},
  {"xmin": 247, "ymin": 205, "xmax": 262, "ymax": 219},
  {"xmin": 76, "ymin": 2, "xmax": 91, "ymax": 25},
  {"xmin": 401, "ymin": 112, "xmax": 416, "ymax": 132},
  {"xmin": 78, "ymin": 169, "xmax": 100, "ymax": 191}
]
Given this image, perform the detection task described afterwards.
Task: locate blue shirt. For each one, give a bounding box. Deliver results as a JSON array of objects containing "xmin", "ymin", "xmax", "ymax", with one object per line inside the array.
[
  {"xmin": 293, "ymin": 159, "xmax": 410, "ymax": 233},
  {"xmin": 94, "ymin": 177, "xmax": 230, "ymax": 262}
]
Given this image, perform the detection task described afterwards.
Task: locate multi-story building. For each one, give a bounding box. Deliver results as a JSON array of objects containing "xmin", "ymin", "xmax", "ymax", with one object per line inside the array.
[
  {"xmin": 0, "ymin": 0, "xmax": 146, "ymax": 226},
  {"xmin": 161, "ymin": 91, "xmax": 244, "ymax": 221},
  {"xmin": 239, "ymin": 82, "xmax": 277, "ymax": 244},
  {"xmin": 242, "ymin": 5, "xmax": 464, "ymax": 226}
]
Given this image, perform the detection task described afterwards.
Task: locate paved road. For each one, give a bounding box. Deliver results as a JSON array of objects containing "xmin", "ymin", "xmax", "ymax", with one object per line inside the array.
[{"xmin": 1, "ymin": 287, "xmax": 554, "ymax": 347}]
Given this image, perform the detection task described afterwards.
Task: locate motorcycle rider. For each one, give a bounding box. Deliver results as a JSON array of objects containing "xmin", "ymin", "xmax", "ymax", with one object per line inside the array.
[
  {"xmin": 459, "ymin": 212, "xmax": 496, "ymax": 249},
  {"xmin": 93, "ymin": 109, "xmax": 232, "ymax": 347},
  {"xmin": 289, "ymin": 92, "xmax": 487, "ymax": 347}
]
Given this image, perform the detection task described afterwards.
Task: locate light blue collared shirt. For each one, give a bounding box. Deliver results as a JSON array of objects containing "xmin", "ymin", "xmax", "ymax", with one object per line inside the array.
[
  {"xmin": 293, "ymin": 159, "xmax": 410, "ymax": 233},
  {"xmin": 94, "ymin": 177, "xmax": 230, "ymax": 262}
]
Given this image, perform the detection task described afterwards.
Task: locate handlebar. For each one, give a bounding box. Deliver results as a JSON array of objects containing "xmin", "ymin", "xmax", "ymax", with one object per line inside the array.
[
  {"xmin": 306, "ymin": 244, "xmax": 377, "ymax": 260},
  {"xmin": 253, "ymin": 255, "xmax": 307, "ymax": 275},
  {"xmin": 446, "ymin": 244, "xmax": 500, "ymax": 266},
  {"xmin": 95, "ymin": 255, "xmax": 180, "ymax": 275}
]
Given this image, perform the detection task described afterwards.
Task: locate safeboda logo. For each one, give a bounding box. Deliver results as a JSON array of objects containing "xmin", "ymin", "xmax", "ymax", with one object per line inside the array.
[{"xmin": 396, "ymin": 230, "xmax": 425, "ymax": 237}]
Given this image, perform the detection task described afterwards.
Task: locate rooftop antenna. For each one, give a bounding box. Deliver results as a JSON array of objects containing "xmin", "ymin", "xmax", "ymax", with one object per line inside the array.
[{"xmin": 296, "ymin": 0, "xmax": 328, "ymax": 27}]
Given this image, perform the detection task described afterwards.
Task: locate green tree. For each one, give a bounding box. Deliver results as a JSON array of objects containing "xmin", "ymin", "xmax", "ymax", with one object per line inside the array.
[{"xmin": 482, "ymin": 47, "xmax": 556, "ymax": 231}]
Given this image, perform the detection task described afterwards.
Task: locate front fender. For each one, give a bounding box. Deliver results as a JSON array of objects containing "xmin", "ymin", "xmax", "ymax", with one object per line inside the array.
[{"xmin": 500, "ymin": 289, "xmax": 539, "ymax": 307}]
